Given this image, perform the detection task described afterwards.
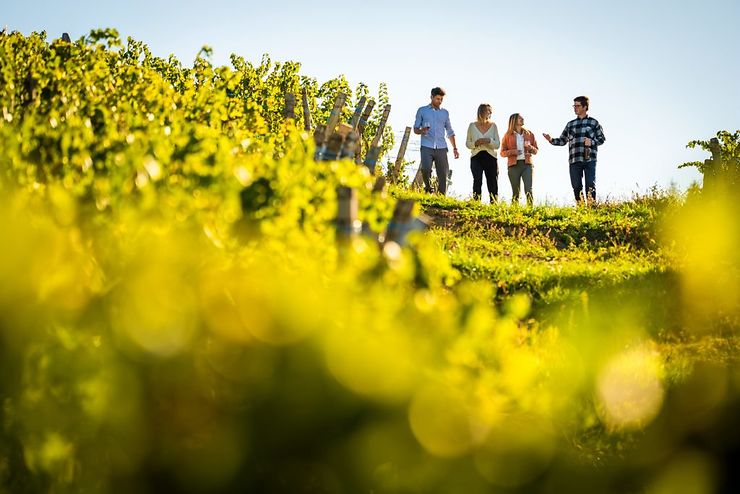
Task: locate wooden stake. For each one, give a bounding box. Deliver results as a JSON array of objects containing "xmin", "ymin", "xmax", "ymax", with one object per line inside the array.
[
  {"xmin": 313, "ymin": 124, "xmax": 327, "ymax": 160},
  {"xmin": 336, "ymin": 187, "xmax": 361, "ymax": 241},
  {"xmin": 369, "ymin": 104, "xmax": 391, "ymax": 150},
  {"xmin": 283, "ymin": 92, "xmax": 296, "ymax": 120},
  {"xmin": 704, "ymin": 137, "xmax": 721, "ymax": 192},
  {"xmin": 301, "ymin": 86, "xmax": 312, "ymax": 131},
  {"xmin": 340, "ymin": 130, "xmax": 360, "ymax": 160},
  {"xmin": 411, "ymin": 167, "xmax": 424, "ymax": 190},
  {"xmin": 324, "ymin": 92, "xmax": 347, "ymax": 143},
  {"xmin": 384, "ymin": 199, "xmax": 430, "ymax": 246},
  {"xmin": 350, "ymin": 96, "xmax": 367, "ymax": 128},
  {"xmin": 385, "ymin": 199, "xmax": 415, "ymax": 245},
  {"xmin": 336, "ymin": 122, "xmax": 353, "ymax": 138},
  {"xmin": 323, "ymin": 131, "xmax": 344, "ymax": 161},
  {"xmin": 372, "ymin": 176, "xmax": 386, "ymax": 193},
  {"xmin": 363, "ymin": 146, "xmax": 381, "ymax": 174},
  {"xmin": 356, "ymin": 99, "xmax": 376, "ymax": 136},
  {"xmin": 391, "ymin": 127, "xmax": 412, "ymax": 184},
  {"xmin": 355, "ymin": 100, "xmax": 377, "ymax": 164}
]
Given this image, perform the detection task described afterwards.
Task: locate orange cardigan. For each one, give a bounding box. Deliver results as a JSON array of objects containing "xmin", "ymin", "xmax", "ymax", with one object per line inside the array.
[{"xmin": 500, "ymin": 129, "xmax": 538, "ymax": 166}]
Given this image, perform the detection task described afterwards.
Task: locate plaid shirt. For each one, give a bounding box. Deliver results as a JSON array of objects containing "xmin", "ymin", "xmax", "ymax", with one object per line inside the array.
[{"xmin": 550, "ymin": 116, "xmax": 606, "ymax": 164}]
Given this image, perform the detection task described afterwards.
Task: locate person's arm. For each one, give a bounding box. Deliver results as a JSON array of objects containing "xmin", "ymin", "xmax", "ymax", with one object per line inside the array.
[
  {"xmin": 529, "ymin": 132, "xmax": 538, "ymax": 154},
  {"xmin": 547, "ymin": 124, "xmax": 569, "ymax": 146},
  {"xmin": 413, "ymin": 107, "xmax": 427, "ymax": 135},
  {"xmin": 445, "ymin": 112, "xmax": 459, "ymax": 158},
  {"xmin": 591, "ymin": 119, "xmax": 605, "ymax": 147},
  {"xmin": 491, "ymin": 124, "xmax": 500, "ymax": 150},
  {"xmin": 465, "ymin": 123, "xmax": 476, "ymax": 150},
  {"xmin": 449, "ymin": 135, "xmax": 459, "ymax": 159},
  {"xmin": 500, "ymin": 133, "xmax": 513, "ymax": 157}
]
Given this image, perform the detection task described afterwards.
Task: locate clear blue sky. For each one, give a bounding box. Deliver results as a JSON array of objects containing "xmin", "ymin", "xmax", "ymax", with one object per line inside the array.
[{"xmin": 5, "ymin": 0, "xmax": 739, "ymax": 203}]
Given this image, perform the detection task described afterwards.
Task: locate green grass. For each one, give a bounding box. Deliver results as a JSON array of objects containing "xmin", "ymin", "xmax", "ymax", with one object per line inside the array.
[
  {"xmin": 394, "ymin": 190, "xmax": 676, "ymax": 309},
  {"xmin": 402, "ymin": 188, "xmax": 739, "ymax": 335}
]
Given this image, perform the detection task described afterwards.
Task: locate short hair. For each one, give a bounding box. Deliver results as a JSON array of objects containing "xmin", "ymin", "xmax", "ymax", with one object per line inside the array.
[
  {"xmin": 574, "ymin": 96, "xmax": 589, "ymax": 110},
  {"xmin": 431, "ymin": 87, "xmax": 446, "ymax": 97}
]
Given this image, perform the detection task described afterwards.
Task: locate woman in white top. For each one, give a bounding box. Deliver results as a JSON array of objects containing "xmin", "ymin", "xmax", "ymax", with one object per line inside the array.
[
  {"xmin": 500, "ymin": 113, "xmax": 538, "ymax": 206},
  {"xmin": 465, "ymin": 104, "xmax": 501, "ymax": 203}
]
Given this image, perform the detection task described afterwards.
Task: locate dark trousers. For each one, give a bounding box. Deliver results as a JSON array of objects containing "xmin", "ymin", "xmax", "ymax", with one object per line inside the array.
[
  {"xmin": 569, "ymin": 160, "xmax": 596, "ymax": 203},
  {"xmin": 470, "ymin": 152, "xmax": 498, "ymax": 202},
  {"xmin": 420, "ymin": 146, "xmax": 449, "ymax": 195}
]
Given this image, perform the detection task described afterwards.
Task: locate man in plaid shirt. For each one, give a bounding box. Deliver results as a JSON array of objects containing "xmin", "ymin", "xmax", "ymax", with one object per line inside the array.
[{"xmin": 543, "ymin": 96, "xmax": 606, "ymax": 204}]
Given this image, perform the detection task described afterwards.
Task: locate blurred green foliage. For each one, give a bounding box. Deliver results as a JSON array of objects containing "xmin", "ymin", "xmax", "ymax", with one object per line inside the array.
[
  {"xmin": 1, "ymin": 30, "xmax": 740, "ymax": 494},
  {"xmin": 680, "ymin": 130, "xmax": 739, "ymax": 176}
]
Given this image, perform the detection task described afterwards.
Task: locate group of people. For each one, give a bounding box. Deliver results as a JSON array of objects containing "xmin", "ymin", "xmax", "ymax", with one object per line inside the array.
[{"xmin": 413, "ymin": 87, "xmax": 606, "ymax": 205}]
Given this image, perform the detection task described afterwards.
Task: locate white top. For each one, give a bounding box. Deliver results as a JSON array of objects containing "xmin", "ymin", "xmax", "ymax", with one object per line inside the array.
[
  {"xmin": 465, "ymin": 122, "xmax": 500, "ymax": 158},
  {"xmin": 516, "ymin": 132, "xmax": 525, "ymax": 158}
]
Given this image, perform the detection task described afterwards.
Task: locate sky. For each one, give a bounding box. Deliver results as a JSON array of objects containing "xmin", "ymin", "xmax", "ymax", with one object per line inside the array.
[{"xmin": 4, "ymin": 0, "xmax": 739, "ymax": 204}]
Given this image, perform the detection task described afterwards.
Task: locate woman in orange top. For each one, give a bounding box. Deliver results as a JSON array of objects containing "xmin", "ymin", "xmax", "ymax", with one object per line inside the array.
[{"xmin": 500, "ymin": 113, "xmax": 538, "ymax": 205}]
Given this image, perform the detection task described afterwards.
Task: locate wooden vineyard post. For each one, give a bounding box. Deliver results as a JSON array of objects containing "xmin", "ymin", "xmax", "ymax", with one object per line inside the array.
[
  {"xmin": 283, "ymin": 92, "xmax": 296, "ymax": 120},
  {"xmin": 703, "ymin": 137, "xmax": 721, "ymax": 193},
  {"xmin": 362, "ymin": 104, "xmax": 391, "ymax": 172},
  {"xmin": 385, "ymin": 199, "xmax": 414, "ymax": 245},
  {"xmin": 384, "ymin": 199, "xmax": 431, "ymax": 246},
  {"xmin": 315, "ymin": 123, "xmax": 362, "ymax": 163},
  {"xmin": 322, "ymin": 131, "xmax": 344, "ymax": 161},
  {"xmin": 350, "ymin": 96, "xmax": 367, "ymax": 129},
  {"xmin": 302, "ymin": 86, "xmax": 312, "ymax": 131},
  {"xmin": 391, "ymin": 127, "xmax": 411, "ymax": 184},
  {"xmin": 365, "ymin": 104, "xmax": 391, "ymax": 168},
  {"xmin": 411, "ymin": 167, "xmax": 425, "ymax": 190},
  {"xmin": 718, "ymin": 138, "xmax": 740, "ymax": 188},
  {"xmin": 355, "ymin": 100, "xmax": 376, "ymax": 164},
  {"xmin": 372, "ymin": 176, "xmax": 386, "ymax": 193},
  {"xmin": 338, "ymin": 124, "xmax": 360, "ymax": 160},
  {"xmin": 336, "ymin": 186, "xmax": 361, "ymax": 243},
  {"xmin": 324, "ymin": 92, "xmax": 347, "ymax": 143},
  {"xmin": 363, "ymin": 147, "xmax": 381, "ymax": 174},
  {"xmin": 369, "ymin": 104, "xmax": 391, "ymax": 150},
  {"xmin": 313, "ymin": 124, "xmax": 327, "ymax": 160},
  {"xmin": 356, "ymin": 99, "xmax": 376, "ymax": 134}
]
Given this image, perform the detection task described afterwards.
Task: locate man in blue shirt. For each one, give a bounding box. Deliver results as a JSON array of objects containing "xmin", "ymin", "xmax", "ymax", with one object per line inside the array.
[
  {"xmin": 414, "ymin": 87, "xmax": 459, "ymax": 195},
  {"xmin": 543, "ymin": 95, "xmax": 606, "ymax": 204}
]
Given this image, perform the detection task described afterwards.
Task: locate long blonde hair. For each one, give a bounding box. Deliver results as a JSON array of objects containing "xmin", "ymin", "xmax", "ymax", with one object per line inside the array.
[
  {"xmin": 477, "ymin": 104, "xmax": 492, "ymax": 123},
  {"xmin": 505, "ymin": 113, "xmax": 528, "ymax": 136}
]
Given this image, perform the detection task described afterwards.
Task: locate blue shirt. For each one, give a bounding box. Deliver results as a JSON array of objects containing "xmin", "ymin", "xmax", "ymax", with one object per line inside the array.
[{"xmin": 414, "ymin": 104, "xmax": 455, "ymax": 150}]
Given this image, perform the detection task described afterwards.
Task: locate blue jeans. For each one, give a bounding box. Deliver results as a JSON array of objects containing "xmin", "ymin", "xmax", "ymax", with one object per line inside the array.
[{"xmin": 569, "ymin": 161, "xmax": 596, "ymax": 203}]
